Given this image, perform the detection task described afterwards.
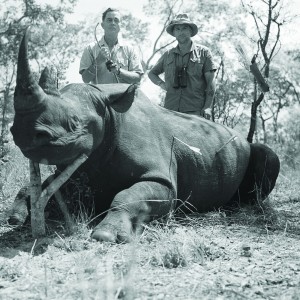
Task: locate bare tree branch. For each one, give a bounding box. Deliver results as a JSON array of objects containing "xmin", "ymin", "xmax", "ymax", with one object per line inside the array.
[{"xmin": 143, "ymin": 0, "xmax": 183, "ymax": 69}]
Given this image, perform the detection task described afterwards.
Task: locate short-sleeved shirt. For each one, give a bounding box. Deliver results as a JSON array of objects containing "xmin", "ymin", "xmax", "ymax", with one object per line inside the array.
[
  {"xmin": 150, "ymin": 42, "xmax": 217, "ymax": 112},
  {"xmin": 79, "ymin": 36, "xmax": 144, "ymax": 84}
]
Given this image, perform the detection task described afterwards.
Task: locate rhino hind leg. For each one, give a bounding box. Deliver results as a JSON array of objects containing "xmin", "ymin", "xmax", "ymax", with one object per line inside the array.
[
  {"xmin": 8, "ymin": 186, "xmax": 30, "ymax": 225},
  {"xmin": 8, "ymin": 174, "xmax": 63, "ymax": 226},
  {"xmin": 232, "ymin": 143, "xmax": 280, "ymax": 204}
]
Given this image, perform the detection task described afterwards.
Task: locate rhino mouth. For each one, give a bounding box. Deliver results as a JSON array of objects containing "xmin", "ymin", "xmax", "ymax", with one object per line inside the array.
[{"xmin": 22, "ymin": 143, "xmax": 88, "ymax": 165}]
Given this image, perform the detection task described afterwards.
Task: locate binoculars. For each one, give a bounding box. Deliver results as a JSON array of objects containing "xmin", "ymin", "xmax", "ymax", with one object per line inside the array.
[{"xmin": 173, "ymin": 66, "xmax": 188, "ymax": 88}]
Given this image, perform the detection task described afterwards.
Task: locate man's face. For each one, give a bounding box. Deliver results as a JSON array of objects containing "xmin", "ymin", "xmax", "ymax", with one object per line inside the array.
[
  {"xmin": 101, "ymin": 11, "xmax": 121, "ymax": 35},
  {"xmin": 173, "ymin": 24, "xmax": 192, "ymax": 43}
]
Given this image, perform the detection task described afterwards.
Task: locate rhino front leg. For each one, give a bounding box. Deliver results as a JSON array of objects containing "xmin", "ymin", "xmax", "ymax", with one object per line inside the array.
[{"xmin": 92, "ymin": 181, "xmax": 175, "ymax": 243}]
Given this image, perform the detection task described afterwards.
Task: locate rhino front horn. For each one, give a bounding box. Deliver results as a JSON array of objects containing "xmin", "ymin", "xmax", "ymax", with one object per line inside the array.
[{"xmin": 14, "ymin": 27, "xmax": 46, "ymax": 111}]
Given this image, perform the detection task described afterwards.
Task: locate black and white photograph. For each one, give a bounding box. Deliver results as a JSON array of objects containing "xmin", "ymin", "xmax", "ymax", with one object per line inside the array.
[{"xmin": 0, "ymin": 0, "xmax": 299, "ymax": 299}]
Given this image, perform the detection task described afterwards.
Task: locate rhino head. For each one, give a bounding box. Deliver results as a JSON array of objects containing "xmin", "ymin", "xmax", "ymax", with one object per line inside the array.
[{"xmin": 11, "ymin": 28, "xmax": 134, "ymax": 165}]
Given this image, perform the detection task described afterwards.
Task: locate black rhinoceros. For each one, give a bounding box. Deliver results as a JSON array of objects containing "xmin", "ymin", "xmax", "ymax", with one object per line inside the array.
[{"xmin": 9, "ymin": 29, "xmax": 280, "ymax": 242}]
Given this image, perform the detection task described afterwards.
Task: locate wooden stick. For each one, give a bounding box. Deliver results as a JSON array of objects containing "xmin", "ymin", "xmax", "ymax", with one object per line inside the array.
[
  {"xmin": 54, "ymin": 189, "xmax": 75, "ymax": 235},
  {"xmin": 30, "ymin": 154, "xmax": 88, "ymax": 238},
  {"xmin": 29, "ymin": 160, "xmax": 44, "ymax": 237}
]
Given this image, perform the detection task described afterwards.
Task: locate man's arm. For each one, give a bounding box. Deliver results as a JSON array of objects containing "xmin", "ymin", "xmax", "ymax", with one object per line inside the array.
[
  {"xmin": 81, "ymin": 65, "xmax": 97, "ymax": 83},
  {"xmin": 110, "ymin": 66, "xmax": 142, "ymax": 84},
  {"xmin": 81, "ymin": 58, "xmax": 142, "ymax": 84},
  {"xmin": 121, "ymin": 46, "xmax": 144, "ymax": 84},
  {"xmin": 80, "ymin": 45, "xmax": 103, "ymax": 83},
  {"xmin": 148, "ymin": 54, "xmax": 167, "ymax": 91},
  {"xmin": 200, "ymin": 46, "xmax": 217, "ymax": 118},
  {"xmin": 203, "ymin": 70, "xmax": 216, "ymax": 109},
  {"xmin": 105, "ymin": 45, "xmax": 143, "ymax": 84},
  {"xmin": 203, "ymin": 70, "xmax": 216, "ymax": 119},
  {"xmin": 148, "ymin": 70, "xmax": 167, "ymax": 91},
  {"xmin": 81, "ymin": 65, "xmax": 142, "ymax": 84}
]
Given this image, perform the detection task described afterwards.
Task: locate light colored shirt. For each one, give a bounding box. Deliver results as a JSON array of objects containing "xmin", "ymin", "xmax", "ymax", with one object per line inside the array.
[
  {"xmin": 79, "ymin": 36, "xmax": 144, "ymax": 84},
  {"xmin": 150, "ymin": 42, "xmax": 216, "ymax": 112}
]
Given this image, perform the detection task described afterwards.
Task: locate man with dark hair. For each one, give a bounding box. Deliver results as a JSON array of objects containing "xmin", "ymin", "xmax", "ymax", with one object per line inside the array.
[
  {"xmin": 79, "ymin": 8, "xmax": 143, "ymax": 84},
  {"xmin": 148, "ymin": 14, "xmax": 217, "ymax": 119}
]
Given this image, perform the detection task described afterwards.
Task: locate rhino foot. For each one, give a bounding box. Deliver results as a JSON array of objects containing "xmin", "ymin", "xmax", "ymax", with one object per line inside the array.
[
  {"xmin": 8, "ymin": 213, "xmax": 27, "ymax": 226},
  {"xmin": 91, "ymin": 228, "xmax": 116, "ymax": 243},
  {"xmin": 91, "ymin": 211, "xmax": 133, "ymax": 243},
  {"xmin": 92, "ymin": 225, "xmax": 131, "ymax": 243}
]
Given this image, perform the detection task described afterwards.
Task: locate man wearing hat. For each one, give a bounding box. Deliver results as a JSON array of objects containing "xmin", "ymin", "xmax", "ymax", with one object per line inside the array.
[{"xmin": 148, "ymin": 14, "xmax": 217, "ymax": 119}]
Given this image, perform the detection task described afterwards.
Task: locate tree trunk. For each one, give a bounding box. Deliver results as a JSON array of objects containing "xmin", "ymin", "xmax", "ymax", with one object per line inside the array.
[
  {"xmin": 247, "ymin": 87, "xmax": 264, "ymax": 143},
  {"xmin": 247, "ymin": 55, "xmax": 268, "ymax": 143},
  {"xmin": 0, "ymin": 87, "xmax": 10, "ymax": 159}
]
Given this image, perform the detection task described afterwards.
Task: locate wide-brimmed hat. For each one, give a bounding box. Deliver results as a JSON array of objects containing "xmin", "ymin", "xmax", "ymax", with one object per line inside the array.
[{"xmin": 166, "ymin": 13, "xmax": 198, "ymax": 37}]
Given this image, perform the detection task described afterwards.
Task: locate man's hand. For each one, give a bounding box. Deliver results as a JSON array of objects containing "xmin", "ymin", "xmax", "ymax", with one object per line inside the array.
[
  {"xmin": 158, "ymin": 81, "xmax": 167, "ymax": 91},
  {"xmin": 99, "ymin": 46, "xmax": 110, "ymax": 60},
  {"xmin": 95, "ymin": 46, "xmax": 110, "ymax": 65},
  {"xmin": 203, "ymin": 108, "xmax": 212, "ymax": 120}
]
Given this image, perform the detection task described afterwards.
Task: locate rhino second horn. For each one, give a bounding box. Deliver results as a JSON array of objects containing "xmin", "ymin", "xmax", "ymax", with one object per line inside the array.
[
  {"xmin": 39, "ymin": 66, "xmax": 61, "ymax": 96},
  {"xmin": 14, "ymin": 27, "xmax": 46, "ymax": 111}
]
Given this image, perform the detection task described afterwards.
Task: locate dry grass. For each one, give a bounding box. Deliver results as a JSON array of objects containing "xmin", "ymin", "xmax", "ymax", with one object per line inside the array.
[{"xmin": 0, "ymin": 144, "xmax": 300, "ymax": 299}]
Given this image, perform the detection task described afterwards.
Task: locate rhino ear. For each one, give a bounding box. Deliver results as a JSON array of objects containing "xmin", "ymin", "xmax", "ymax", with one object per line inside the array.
[
  {"xmin": 39, "ymin": 66, "xmax": 61, "ymax": 96},
  {"xmin": 100, "ymin": 83, "xmax": 135, "ymax": 103},
  {"xmin": 107, "ymin": 84, "xmax": 137, "ymax": 113}
]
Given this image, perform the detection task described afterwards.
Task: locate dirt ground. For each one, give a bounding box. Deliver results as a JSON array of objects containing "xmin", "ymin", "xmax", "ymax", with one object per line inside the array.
[{"xmin": 0, "ymin": 169, "xmax": 299, "ymax": 299}]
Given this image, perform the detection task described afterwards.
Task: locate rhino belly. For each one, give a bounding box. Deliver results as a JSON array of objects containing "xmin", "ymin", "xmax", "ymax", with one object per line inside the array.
[{"xmin": 176, "ymin": 141, "xmax": 250, "ymax": 212}]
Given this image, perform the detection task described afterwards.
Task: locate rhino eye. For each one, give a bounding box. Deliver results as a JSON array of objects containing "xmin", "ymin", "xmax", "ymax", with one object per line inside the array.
[
  {"xmin": 34, "ymin": 130, "xmax": 53, "ymax": 145},
  {"xmin": 68, "ymin": 116, "xmax": 81, "ymax": 131}
]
